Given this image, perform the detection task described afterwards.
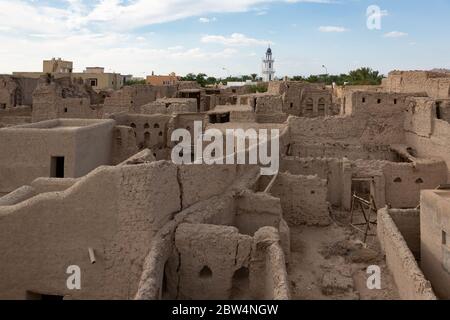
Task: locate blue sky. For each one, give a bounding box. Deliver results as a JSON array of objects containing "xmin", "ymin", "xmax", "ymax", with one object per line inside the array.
[{"xmin": 0, "ymin": 0, "xmax": 449, "ymax": 78}]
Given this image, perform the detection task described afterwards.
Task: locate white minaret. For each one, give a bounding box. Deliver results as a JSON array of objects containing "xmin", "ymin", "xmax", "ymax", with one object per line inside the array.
[{"xmin": 262, "ymin": 46, "xmax": 275, "ymax": 82}]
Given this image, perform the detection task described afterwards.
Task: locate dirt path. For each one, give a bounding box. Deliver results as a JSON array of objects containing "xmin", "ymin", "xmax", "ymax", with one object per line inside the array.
[{"xmin": 287, "ymin": 219, "xmax": 399, "ymax": 300}]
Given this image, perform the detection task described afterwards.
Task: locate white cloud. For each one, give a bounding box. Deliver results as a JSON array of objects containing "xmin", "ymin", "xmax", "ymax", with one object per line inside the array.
[
  {"xmin": 199, "ymin": 17, "xmax": 217, "ymax": 23},
  {"xmin": 0, "ymin": 0, "xmax": 336, "ymax": 33},
  {"xmin": 201, "ymin": 33, "xmax": 272, "ymax": 46},
  {"xmin": 384, "ymin": 31, "xmax": 408, "ymax": 38},
  {"xmin": 0, "ymin": 0, "xmax": 335, "ymax": 75},
  {"xmin": 0, "ymin": 30, "xmax": 240, "ymax": 75},
  {"xmin": 318, "ymin": 26, "xmax": 348, "ymax": 33}
]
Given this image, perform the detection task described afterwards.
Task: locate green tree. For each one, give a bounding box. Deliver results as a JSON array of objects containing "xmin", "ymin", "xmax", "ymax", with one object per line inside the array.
[
  {"xmin": 124, "ymin": 79, "xmax": 146, "ymax": 86},
  {"xmin": 180, "ymin": 73, "xmax": 197, "ymax": 82}
]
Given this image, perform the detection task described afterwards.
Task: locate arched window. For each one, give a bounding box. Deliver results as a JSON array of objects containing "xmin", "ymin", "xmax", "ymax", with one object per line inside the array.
[
  {"xmin": 230, "ymin": 267, "xmax": 249, "ymax": 299},
  {"xmin": 318, "ymin": 98, "xmax": 326, "ymax": 116},
  {"xmin": 144, "ymin": 132, "xmax": 150, "ymax": 147},
  {"xmin": 199, "ymin": 266, "xmax": 212, "ymax": 279},
  {"xmin": 154, "ymin": 123, "xmax": 160, "ymax": 129},
  {"xmin": 130, "ymin": 123, "xmax": 136, "ymax": 129},
  {"xmin": 144, "ymin": 123, "xmax": 150, "ymax": 129},
  {"xmin": 304, "ymin": 98, "xmax": 314, "ymax": 116}
]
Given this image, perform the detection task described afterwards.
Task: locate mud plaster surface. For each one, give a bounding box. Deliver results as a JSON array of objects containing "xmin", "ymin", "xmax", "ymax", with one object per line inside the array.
[{"xmin": 288, "ymin": 214, "xmax": 399, "ymax": 300}]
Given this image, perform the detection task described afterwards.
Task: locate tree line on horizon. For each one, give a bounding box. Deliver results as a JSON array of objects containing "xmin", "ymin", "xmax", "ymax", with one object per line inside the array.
[
  {"xmin": 125, "ymin": 67, "xmax": 383, "ymax": 87},
  {"xmin": 179, "ymin": 67, "xmax": 384, "ymax": 87}
]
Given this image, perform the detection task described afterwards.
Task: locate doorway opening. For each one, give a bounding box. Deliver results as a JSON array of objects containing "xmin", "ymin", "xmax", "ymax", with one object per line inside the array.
[{"xmin": 50, "ymin": 156, "xmax": 65, "ymax": 178}]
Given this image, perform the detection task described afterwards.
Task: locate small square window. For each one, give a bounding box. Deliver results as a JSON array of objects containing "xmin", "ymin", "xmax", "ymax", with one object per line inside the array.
[
  {"xmin": 377, "ymin": 99, "xmax": 381, "ymax": 104},
  {"xmin": 362, "ymin": 97, "xmax": 366, "ymax": 103},
  {"xmin": 394, "ymin": 99, "xmax": 398, "ymax": 105}
]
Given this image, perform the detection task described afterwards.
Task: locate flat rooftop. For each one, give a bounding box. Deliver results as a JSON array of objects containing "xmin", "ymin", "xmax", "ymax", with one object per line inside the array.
[
  {"xmin": 208, "ymin": 105, "xmax": 253, "ymax": 114},
  {"xmin": 0, "ymin": 119, "xmax": 115, "ymax": 132}
]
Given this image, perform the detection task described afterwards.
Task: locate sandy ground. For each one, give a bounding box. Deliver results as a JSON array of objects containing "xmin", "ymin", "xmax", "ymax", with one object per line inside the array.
[{"xmin": 288, "ymin": 210, "xmax": 399, "ymax": 300}]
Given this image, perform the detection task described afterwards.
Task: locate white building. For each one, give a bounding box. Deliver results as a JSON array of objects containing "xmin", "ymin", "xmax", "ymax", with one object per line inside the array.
[{"xmin": 262, "ymin": 47, "xmax": 275, "ymax": 82}]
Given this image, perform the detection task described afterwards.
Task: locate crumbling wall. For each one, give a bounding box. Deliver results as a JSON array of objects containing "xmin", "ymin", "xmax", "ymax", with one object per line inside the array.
[
  {"xmin": 111, "ymin": 125, "xmax": 139, "ymax": 165},
  {"xmin": 405, "ymin": 97, "xmax": 450, "ymax": 180},
  {"xmin": 174, "ymin": 223, "xmax": 253, "ymax": 300},
  {"xmin": 103, "ymin": 85, "xmax": 176, "ymax": 114},
  {"xmin": 404, "ymin": 97, "xmax": 434, "ymax": 137},
  {"xmin": 420, "ymin": 190, "xmax": 450, "ymax": 299},
  {"xmin": 249, "ymin": 227, "xmax": 290, "ymax": 300},
  {"xmin": 168, "ymin": 113, "xmax": 206, "ymax": 144},
  {"xmin": 269, "ymin": 172, "xmax": 330, "ymax": 226},
  {"xmin": 389, "ymin": 209, "xmax": 421, "ymax": 260},
  {"xmin": 383, "ymin": 71, "xmax": 450, "ymax": 99},
  {"xmin": 383, "ymin": 161, "xmax": 447, "ymax": 208},
  {"xmin": 281, "ymin": 157, "xmax": 343, "ymax": 207},
  {"xmin": 141, "ymin": 98, "xmax": 197, "ymax": 115},
  {"xmin": 377, "ymin": 208, "xmax": 436, "ymax": 300},
  {"xmin": 0, "ymin": 119, "xmax": 115, "ymax": 193},
  {"xmin": 179, "ymin": 165, "xmax": 237, "ymax": 209},
  {"xmin": 235, "ymin": 190, "xmax": 282, "ymax": 236},
  {"xmin": 287, "ymin": 115, "xmax": 405, "ymax": 160},
  {"xmin": 255, "ymin": 95, "xmax": 287, "ymax": 123},
  {"xmin": 111, "ymin": 113, "xmax": 171, "ymax": 154},
  {"xmin": 0, "ymin": 105, "xmax": 31, "ymax": 127},
  {"xmin": 342, "ymin": 90, "xmax": 410, "ymax": 117},
  {"xmin": 32, "ymin": 76, "xmax": 103, "ymax": 122},
  {"xmin": 268, "ymin": 81, "xmax": 333, "ymax": 118},
  {"xmin": 0, "ymin": 162, "xmax": 181, "ymax": 299},
  {"xmin": 0, "ymin": 75, "xmax": 37, "ymax": 109},
  {"xmin": 0, "ymin": 159, "xmax": 250, "ymax": 300}
]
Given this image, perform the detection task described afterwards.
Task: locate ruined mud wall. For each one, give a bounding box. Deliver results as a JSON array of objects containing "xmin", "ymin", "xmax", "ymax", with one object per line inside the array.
[
  {"xmin": 110, "ymin": 113, "xmax": 172, "ymax": 158},
  {"xmin": 287, "ymin": 113, "xmax": 405, "ymax": 160},
  {"xmin": 342, "ymin": 91, "xmax": 410, "ymax": 117},
  {"xmin": 280, "ymin": 157, "xmax": 343, "ymax": 207},
  {"xmin": 377, "ymin": 208, "xmax": 437, "ymax": 300},
  {"xmin": 255, "ymin": 95, "xmax": 287, "ymax": 123},
  {"xmin": 235, "ymin": 190, "xmax": 282, "ymax": 236},
  {"xmin": 0, "ymin": 119, "xmax": 115, "ymax": 193},
  {"xmin": 174, "ymin": 223, "xmax": 253, "ymax": 300},
  {"xmin": 111, "ymin": 125, "xmax": 139, "ymax": 165},
  {"xmin": 405, "ymin": 97, "xmax": 450, "ymax": 180},
  {"xmin": 269, "ymin": 173, "xmax": 330, "ymax": 226},
  {"xmin": 168, "ymin": 113, "xmax": 206, "ymax": 143},
  {"xmin": 32, "ymin": 77, "xmax": 102, "ymax": 122},
  {"xmin": 134, "ymin": 165, "xmax": 291, "ymax": 301},
  {"xmin": 383, "ymin": 71, "xmax": 450, "ymax": 99},
  {"xmin": 103, "ymin": 85, "xmax": 177, "ymax": 114},
  {"xmin": 0, "ymin": 163, "xmax": 181, "ymax": 299},
  {"xmin": 250, "ymin": 227, "xmax": 290, "ymax": 300},
  {"xmin": 163, "ymin": 223, "xmax": 289, "ymax": 301},
  {"xmin": 0, "ymin": 160, "xmax": 249, "ymax": 299},
  {"xmin": 268, "ymin": 81, "xmax": 333, "ymax": 118},
  {"xmin": 383, "ymin": 161, "xmax": 447, "ymax": 208},
  {"xmin": 141, "ymin": 98, "xmax": 197, "ymax": 115},
  {"xmin": 389, "ymin": 209, "xmax": 421, "ymax": 260},
  {"xmin": 0, "ymin": 76, "xmax": 38, "ymax": 109},
  {"xmin": 0, "ymin": 106, "xmax": 31, "ymax": 127},
  {"xmin": 179, "ymin": 165, "xmax": 238, "ymax": 209},
  {"xmin": 420, "ymin": 190, "xmax": 450, "ymax": 299}
]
